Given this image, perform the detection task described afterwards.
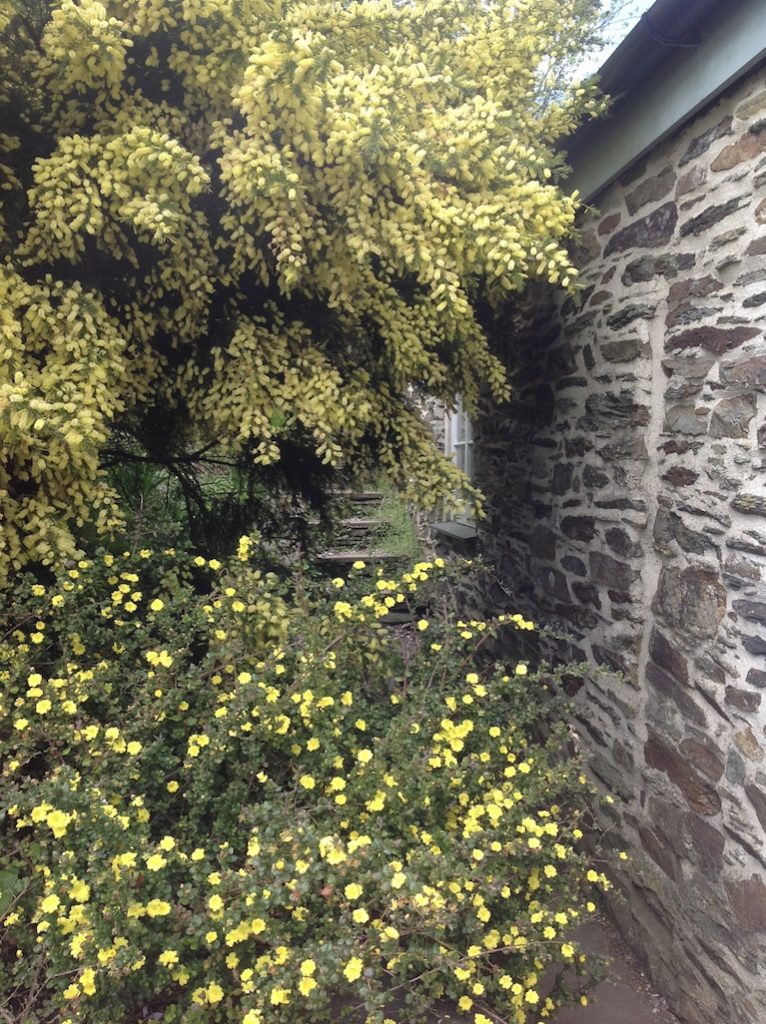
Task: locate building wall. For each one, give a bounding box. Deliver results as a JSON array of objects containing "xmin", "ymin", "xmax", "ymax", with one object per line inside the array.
[{"xmin": 476, "ymin": 66, "xmax": 766, "ymax": 1024}]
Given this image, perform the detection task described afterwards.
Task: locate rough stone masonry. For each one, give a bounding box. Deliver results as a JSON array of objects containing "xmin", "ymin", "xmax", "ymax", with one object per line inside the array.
[{"xmin": 474, "ymin": 67, "xmax": 766, "ymax": 1024}]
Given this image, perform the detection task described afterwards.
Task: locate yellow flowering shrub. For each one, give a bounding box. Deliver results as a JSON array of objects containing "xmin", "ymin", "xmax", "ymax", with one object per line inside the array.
[
  {"xmin": 0, "ymin": 0, "xmax": 605, "ymax": 578},
  {"xmin": 0, "ymin": 543, "xmax": 613, "ymax": 1023}
]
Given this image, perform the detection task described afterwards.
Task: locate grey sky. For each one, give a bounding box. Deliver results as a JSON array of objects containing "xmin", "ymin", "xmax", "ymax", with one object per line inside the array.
[{"xmin": 578, "ymin": 0, "xmax": 658, "ymax": 77}]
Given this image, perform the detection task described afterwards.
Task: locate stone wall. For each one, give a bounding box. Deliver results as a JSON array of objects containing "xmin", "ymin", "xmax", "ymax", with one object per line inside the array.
[
  {"xmin": 420, "ymin": 394, "xmax": 447, "ymax": 453},
  {"xmin": 475, "ymin": 67, "xmax": 766, "ymax": 1024}
]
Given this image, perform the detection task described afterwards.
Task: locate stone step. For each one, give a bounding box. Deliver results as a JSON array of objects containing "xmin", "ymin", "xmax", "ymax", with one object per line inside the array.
[
  {"xmin": 338, "ymin": 517, "xmax": 384, "ymax": 530},
  {"xmin": 316, "ymin": 550, "xmax": 402, "ymax": 564},
  {"xmin": 332, "ymin": 490, "xmax": 384, "ymax": 503},
  {"xmin": 379, "ymin": 610, "xmax": 415, "ymax": 625}
]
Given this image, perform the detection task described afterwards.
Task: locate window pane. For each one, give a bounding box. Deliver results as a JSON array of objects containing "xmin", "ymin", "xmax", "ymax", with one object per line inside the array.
[
  {"xmin": 464, "ymin": 441, "xmax": 473, "ymax": 481},
  {"xmin": 455, "ymin": 412, "xmax": 466, "ymax": 443}
]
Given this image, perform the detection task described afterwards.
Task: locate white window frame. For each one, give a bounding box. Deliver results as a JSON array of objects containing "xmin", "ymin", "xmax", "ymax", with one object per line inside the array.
[
  {"xmin": 444, "ymin": 396, "xmax": 475, "ymax": 525},
  {"xmin": 445, "ymin": 396, "xmax": 474, "ymax": 480}
]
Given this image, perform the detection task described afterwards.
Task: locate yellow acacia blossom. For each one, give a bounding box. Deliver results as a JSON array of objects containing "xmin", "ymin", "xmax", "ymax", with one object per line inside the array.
[{"xmin": 0, "ymin": 0, "xmax": 603, "ymax": 579}]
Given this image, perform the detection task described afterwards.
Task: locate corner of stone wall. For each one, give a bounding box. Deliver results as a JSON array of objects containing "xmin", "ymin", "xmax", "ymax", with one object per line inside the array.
[{"xmin": 476, "ymin": 68, "xmax": 766, "ymax": 1024}]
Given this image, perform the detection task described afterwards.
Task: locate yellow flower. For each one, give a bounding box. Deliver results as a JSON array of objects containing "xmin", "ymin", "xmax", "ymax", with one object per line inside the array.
[
  {"xmin": 357, "ymin": 749, "xmax": 373, "ymax": 764},
  {"xmin": 299, "ymin": 774, "xmax": 315, "ymax": 790},
  {"xmin": 40, "ymin": 893, "xmax": 60, "ymax": 914},
  {"xmin": 146, "ymin": 854, "xmax": 166, "ymax": 871},
  {"xmin": 68, "ymin": 880, "xmax": 90, "ymax": 903},
  {"xmin": 207, "ymin": 982, "xmax": 224, "ymax": 1003},
  {"xmin": 146, "ymin": 899, "xmax": 171, "ymax": 917},
  {"xmin": 352, "ymin": 908, "xmax": 369, "ymax": 923},
  {"xmin": 299, "ymin": 976, "xmax": 317, "ymax": 996},
  {"xmin": 417, "ymin": 619, "xmax": 429, "ymax": 631},
  {"xmin": 150, "ymin": 599, "xmax": 164, "ymax": 612},
  {"xmin": 45, "ymin": 809, "xmax": 72, "ymax": 838},
  {"xmin": 515, "ymin": 663, "xmax": 528, "ymax": 676},
  {"xmin": 390, "ymin": 871, "xmax": 406, "ymax": 889},
  {"xmin": 344, "ymin": 883, "xmax": 363, "ymax": 900},
  {"xmin": 159, "ymin": 950, "xmax": 179, "ymax": 966},
  {"xmin": 343, "ymin": 957, "xmax": 363, "ymax": 982},
  {"xmin": 209, "ymin": 894, "xmax": 224, "ymax": 913}
]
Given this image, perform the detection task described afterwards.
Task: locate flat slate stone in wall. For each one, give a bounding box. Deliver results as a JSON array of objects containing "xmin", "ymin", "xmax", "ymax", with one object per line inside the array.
[{"xmin": 476, "ymin": 67, "xmax": 766, "ymax": 1024}]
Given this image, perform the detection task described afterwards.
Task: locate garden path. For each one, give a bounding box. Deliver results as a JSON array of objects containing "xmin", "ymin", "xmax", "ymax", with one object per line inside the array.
[
  {"xmin": 550, "ymin": 918, "xmax": 680, "ymax": 1024},
  {"xmin": 429, "ymin": 915, "xmax": 680, "ymax": 1024}
]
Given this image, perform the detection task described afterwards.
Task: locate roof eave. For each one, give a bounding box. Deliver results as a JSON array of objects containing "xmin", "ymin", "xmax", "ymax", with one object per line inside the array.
[{"xmin": 566, "ymin": 0, "xmax": 766, "ymax": 202}]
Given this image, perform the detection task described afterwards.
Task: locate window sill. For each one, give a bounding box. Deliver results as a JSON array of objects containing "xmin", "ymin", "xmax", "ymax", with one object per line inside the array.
[{"xmin": 432, "ymin": 520, "xmax": 479, "ymax": 555}]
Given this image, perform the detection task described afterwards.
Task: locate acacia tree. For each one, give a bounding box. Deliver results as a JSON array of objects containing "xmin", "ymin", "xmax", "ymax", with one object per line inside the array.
[{"xmin": 0, "ymin": 0, "xmax": 604, "ymax": 575}]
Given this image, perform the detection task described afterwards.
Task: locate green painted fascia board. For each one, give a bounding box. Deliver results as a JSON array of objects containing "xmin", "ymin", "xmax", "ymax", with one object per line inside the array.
[{"xmin": 568, "ymin": 0, "xmax": 766, "ymax": 202}]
